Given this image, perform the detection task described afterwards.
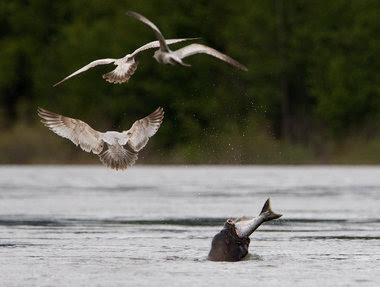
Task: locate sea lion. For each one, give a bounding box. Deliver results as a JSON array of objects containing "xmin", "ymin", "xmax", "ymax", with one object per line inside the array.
[{"xmin": 208, "ymin": 198, "xmax": 282, "ymax": 262}]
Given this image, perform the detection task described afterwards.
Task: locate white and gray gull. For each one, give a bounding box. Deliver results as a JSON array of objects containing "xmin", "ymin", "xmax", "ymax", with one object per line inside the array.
[
  {"xmin": 38, "ymin": 107, "xmax": 164, "ymax": 170},
  {"xmin": 53, "ymin": 38, "xmax": 198, "ymax": 86},
  {"xmin": 126, "ymin": 11, "xmax": 248, "ymax": 71}
]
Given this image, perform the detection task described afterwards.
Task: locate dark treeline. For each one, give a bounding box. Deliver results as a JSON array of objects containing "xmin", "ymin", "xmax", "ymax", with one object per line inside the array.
[{"xmin": 0, "ymin": 0, "xmax": 379, "ymax": 164}]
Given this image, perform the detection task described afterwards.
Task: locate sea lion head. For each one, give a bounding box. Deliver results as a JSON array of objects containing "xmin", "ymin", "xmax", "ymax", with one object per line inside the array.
[
  {"xmin": 208, "ymin": 219, "xmax": 250, "ymax": 262},
  {"xmin": 223, "ymin": 219, "xmax": 237, "ymax": 232}
]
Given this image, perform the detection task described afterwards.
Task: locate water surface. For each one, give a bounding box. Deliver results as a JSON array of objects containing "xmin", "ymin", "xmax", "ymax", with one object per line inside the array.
[{"xmin": 0, "ymin": 165, "xmax": 379, "ymax": 286}]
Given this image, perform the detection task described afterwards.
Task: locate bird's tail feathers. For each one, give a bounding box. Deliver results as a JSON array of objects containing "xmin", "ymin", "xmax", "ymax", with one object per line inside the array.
[
  {"xmin": 102, "ymin": 61, "xmax": 139, "ymax": 84},
  {"xmin": 99, "ymin": 144, "xmax": 138, "ymax": 170}
]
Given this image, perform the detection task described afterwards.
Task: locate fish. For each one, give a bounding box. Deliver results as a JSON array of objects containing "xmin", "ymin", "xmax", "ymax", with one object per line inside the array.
[
  {"xmin": 234, "ymin": 198, "xmax": 282, "ymax": 237},
  {"xmin": 208, "ymin": 198, "xmax": 282, "ymax": 261}
]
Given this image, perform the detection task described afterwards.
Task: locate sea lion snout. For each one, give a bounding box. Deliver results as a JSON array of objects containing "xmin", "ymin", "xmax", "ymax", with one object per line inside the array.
[{"xmin": 224, "ymin": 219, "xmax": 236, "ymax": 230}]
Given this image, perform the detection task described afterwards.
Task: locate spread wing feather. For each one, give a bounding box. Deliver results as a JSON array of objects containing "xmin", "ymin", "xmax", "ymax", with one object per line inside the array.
[
  {"xmin": 38, "ymin": 107, "xmax": 104, "ymax": 154},
  {"xmin": 127, "ymin": 107, "xmax": 164, "ymax": 152},
  {"xmin": 131, "ymin": 38, "xmax": 201, "ymax": 57},
  {"xmin": 54, "ymin": 58, "xmax": 116, "ymax": 86},
  {"xmin": 175, "ymin": 43, "xmax": 248, "ymax": 71},
  {"xmin": 126, "ymin": 11, "xmax": 170, "ymax": 52}
]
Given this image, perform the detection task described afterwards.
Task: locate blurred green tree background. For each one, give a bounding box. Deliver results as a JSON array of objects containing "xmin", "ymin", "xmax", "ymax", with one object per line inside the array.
[{"xmin": 0, "ymin": 0, "xmax": 379, "ymax": 165}]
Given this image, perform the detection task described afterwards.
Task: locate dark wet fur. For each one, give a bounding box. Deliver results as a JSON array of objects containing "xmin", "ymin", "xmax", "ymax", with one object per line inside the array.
[
  {"xmin": 208, "ymin": 222, "xmax": 250, "ymax": 262},
  {"xmin": 208, "ymin": 199, "xmax": 281, "ymax": 261}
]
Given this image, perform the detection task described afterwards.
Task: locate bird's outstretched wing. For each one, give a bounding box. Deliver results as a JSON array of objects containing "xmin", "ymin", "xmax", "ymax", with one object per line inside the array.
[
  {"xmin": 126, "ymin": 107, "xmax": 164, "ymax": 152},
  {"xmin": 131, "ymin": 38, "xmax": 201, "ymax": 57},
  {"xmin": 98, "ymin": 143, "xmax": 138, "ymax": 170},
  {"xmin": 126, "ymin": 11, "xmax": 170, "ymax": 52},
  {"xmin": 38, "ymin": 107, "xmax": 104, "ymax": 154},
  {"xmin": 175, "ymin": 43, "xmax": 248, "ymax": 71},
  {"xmin": 54, "ymin": 58, "xmax": 116, "ymax": 86}
]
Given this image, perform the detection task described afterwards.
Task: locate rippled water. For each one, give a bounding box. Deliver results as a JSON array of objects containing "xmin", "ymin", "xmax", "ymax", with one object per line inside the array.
[{"xmin": 0, "ymin": 165, "xmax": 379, "ymax": 286}]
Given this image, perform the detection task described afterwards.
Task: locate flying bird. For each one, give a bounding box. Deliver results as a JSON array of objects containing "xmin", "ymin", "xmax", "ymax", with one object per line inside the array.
[
  {"xmin": 38, "ymin": 107, "xmax": 164, "ymax": 170},
  {"xmin": 53, "ymin": 38, "xmax": 198, "ymax": 86},
  {"xmin": 126, "ymin": 11, "xmax": 248, "ymax": 71}
]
